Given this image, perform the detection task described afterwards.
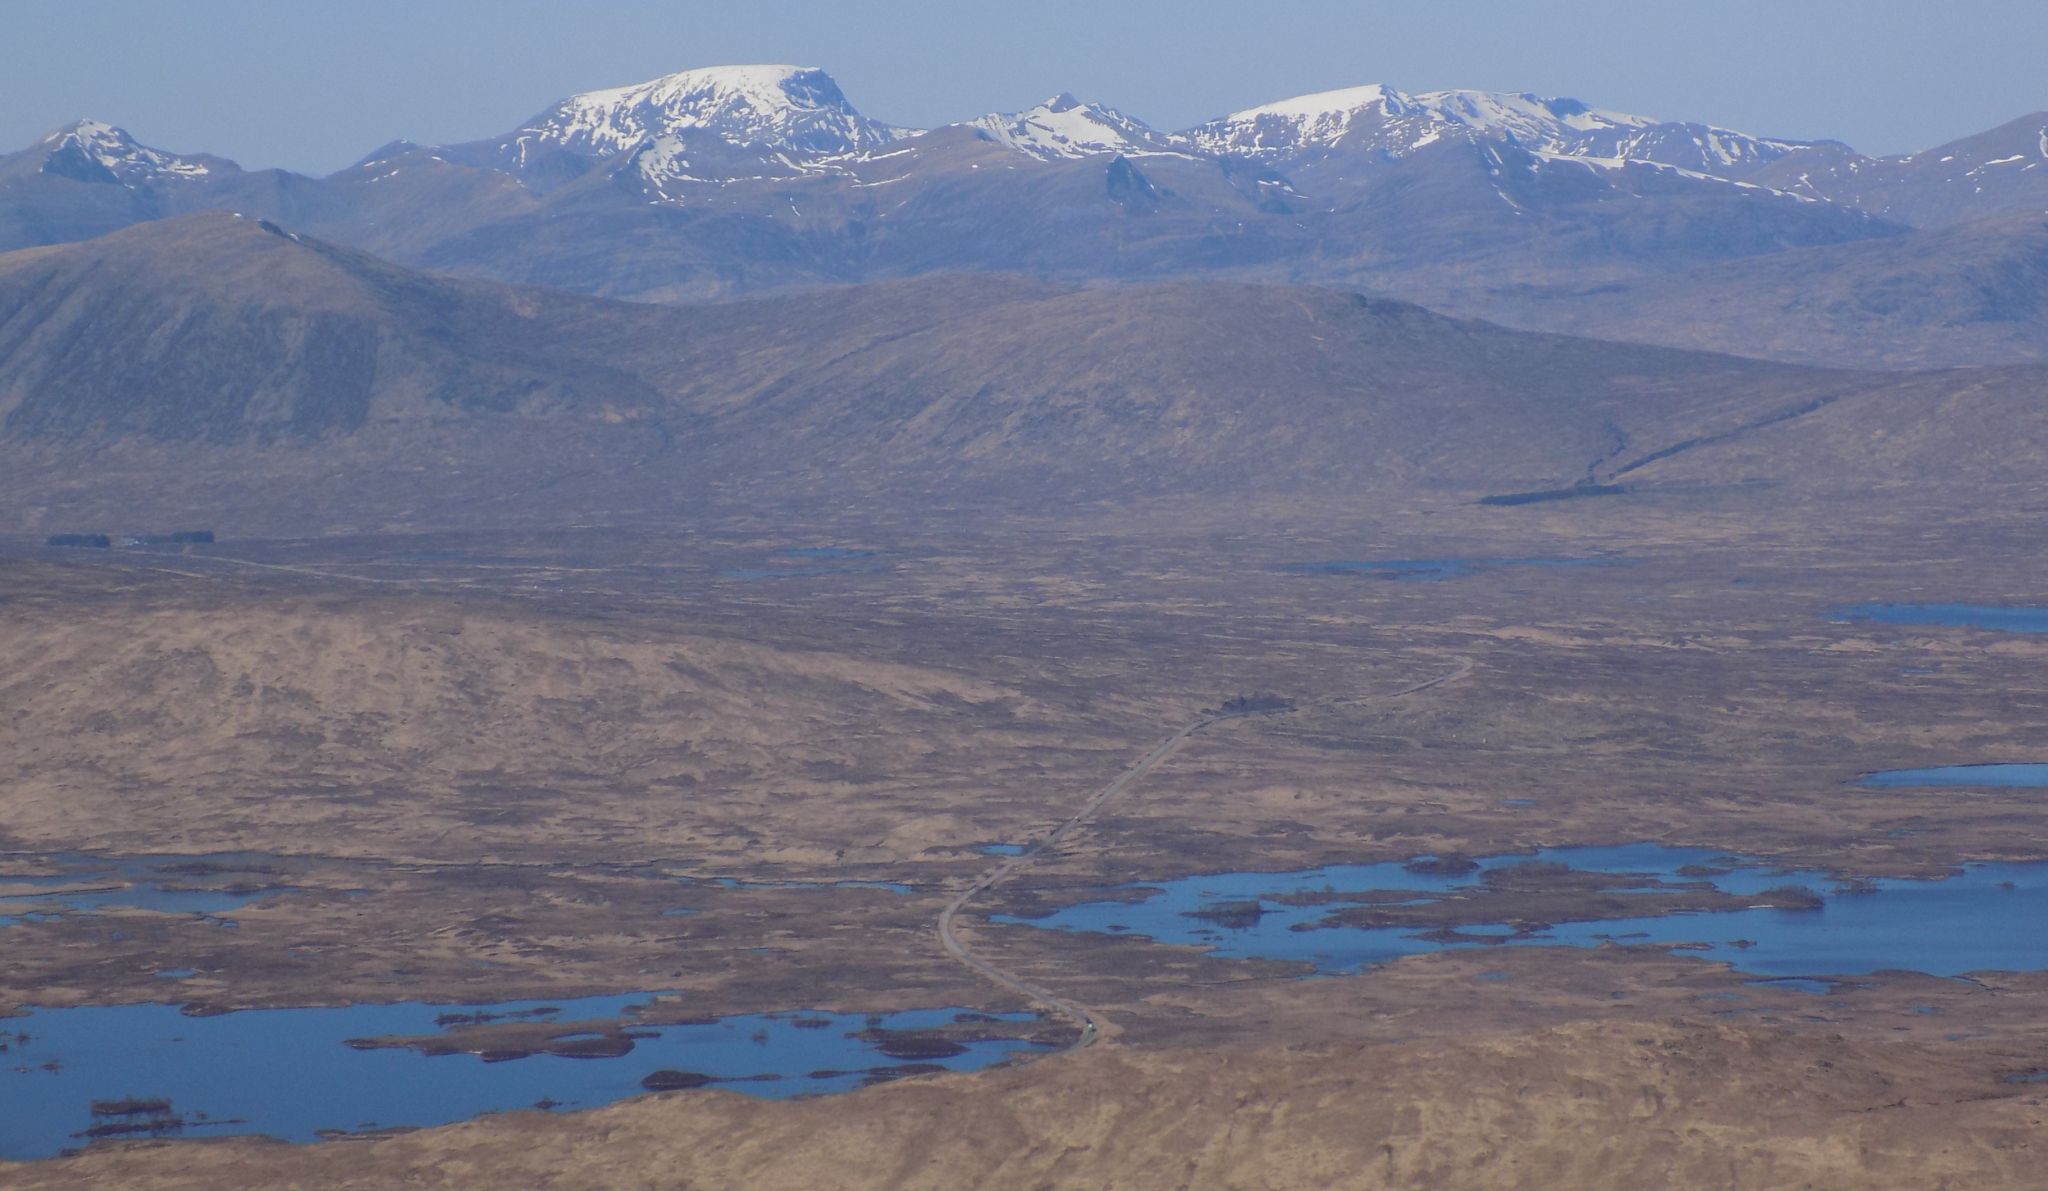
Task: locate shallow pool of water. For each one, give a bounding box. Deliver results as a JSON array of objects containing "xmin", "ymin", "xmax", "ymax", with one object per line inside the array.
[
  {"xmin": 717, "ymin": 548, "xmax": 883, "ymax": 582},
  {"xmin": 1860, "ymin": 764, "xmax": 2048, "ymax": 789},
  {"xmin": 1280, "ymin": 557, "xmax": 1603, "ymax": 582},
  {"xmin": 1832, "ymin": 604, "xmax": 2048, "ymax": 633},
  {"xmin": 995, "ymin": 843, "xmax": 2048, "ymax": 982},
  {"xmin": 0, "ymin": 995, "xmax": 1044, "ymax": 1160},
  {"xmin": 717, "ymin": 565, "xmax": 884, "ymax": 580},
  {"xmin": 776, "ymin": 547, "xmax": 877, "ymax": 560},
  {"xmin": 0, "ymin": 853, "xmax": 295, "ymax": 927}
]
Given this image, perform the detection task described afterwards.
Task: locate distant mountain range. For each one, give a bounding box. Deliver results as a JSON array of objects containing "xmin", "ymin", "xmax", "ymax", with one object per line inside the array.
[
  {"xmin": 3, "ymin": 65, "xmax": 2048, "ymax": 535},
  {"xmin": 3, "ymin": 64, "xmax": 2044, "ymax": 366}
]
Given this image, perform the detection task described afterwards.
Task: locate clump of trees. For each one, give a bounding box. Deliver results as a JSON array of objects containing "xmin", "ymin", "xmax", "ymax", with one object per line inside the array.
[
  {"xmin": 1214, "ymin": 692, "xmax": 1295, "ymax": 715},
  {"xmin": 81, "ymin": 1097, "xmax": 184, "ymax": 1141},
  {"xmin": 90, "ymin": 1097, "xmax": 172, "ymax": 1117},
  {"xmin": 1404, "ymin": 853, "xmax": 1480, "ymax": 876}
]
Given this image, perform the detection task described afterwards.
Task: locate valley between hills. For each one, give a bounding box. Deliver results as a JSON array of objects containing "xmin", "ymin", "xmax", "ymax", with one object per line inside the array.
[{"xmin": 4, "ymin": 59, "xmax": 2048, "ymax": 1190}]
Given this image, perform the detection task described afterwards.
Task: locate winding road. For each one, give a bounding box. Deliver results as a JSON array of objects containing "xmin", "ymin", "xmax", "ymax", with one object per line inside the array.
[{"xmin": 935, "ymin": 656, "xmax": 1476, "ymax": 1052}]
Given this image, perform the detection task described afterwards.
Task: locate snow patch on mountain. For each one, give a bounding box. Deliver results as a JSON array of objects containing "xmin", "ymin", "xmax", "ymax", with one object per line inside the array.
[
  {"xmin": 964, "ymin": 94, "xmax": 1186, "ymax": 160},
  {"xmin": 36, "ymin": 119, "xmax": 213, "ymax": 185},
  {"xmin": 1532, "ymin": 150, "xmax": 1821, "ymax": 202},
  {"xmin": 628, "ymin": 132, "xmax": 824, "ymax": 197}
]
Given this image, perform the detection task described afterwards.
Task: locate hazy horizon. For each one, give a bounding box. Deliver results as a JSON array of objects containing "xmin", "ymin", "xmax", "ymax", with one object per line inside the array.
[{"xmin": 2, "ymin": 0, "xmax": 2043, "ymax": 174}]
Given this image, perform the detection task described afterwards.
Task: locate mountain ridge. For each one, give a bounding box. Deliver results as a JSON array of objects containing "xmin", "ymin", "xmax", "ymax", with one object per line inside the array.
[
  {"xmin": 13, "ymin": 65, "xmax": 2032, "ymax": 204},
  {"xmin": 3, "ymin": 65, "xmax": 2044, "ymax": 367},
  {"xmin": 2, "ymin": 211, "xmax": 2045, "ymax": 535}
]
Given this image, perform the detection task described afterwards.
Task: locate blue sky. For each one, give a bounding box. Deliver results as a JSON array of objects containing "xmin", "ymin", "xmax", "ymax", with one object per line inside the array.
[{"xmin": 4, "ymin": 0, "xmax": 2042, "ymax": 173}]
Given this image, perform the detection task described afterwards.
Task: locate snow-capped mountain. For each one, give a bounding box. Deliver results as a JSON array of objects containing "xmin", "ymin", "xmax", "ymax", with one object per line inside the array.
[
  {"xmin": 493, "ymin": 64, "xmax": 913, "ymax": 168},
  {"xmin": 25, "ymin": 119, "xmax": 223, "ymax": 187},
  {"xmin": 1187, "ymin": 85, "xmax": 1824, "ymax": 178},
  {"xmin": 963, "ymin": 94, "xmax": 1185, "ymax": 160},
  {"xmin": 3, "ymin": 59, "xmax": 2043, "ymax": 362},
  {"xmin": 0, "ymin": 119, "xmax": 260, "ymax": 251}
]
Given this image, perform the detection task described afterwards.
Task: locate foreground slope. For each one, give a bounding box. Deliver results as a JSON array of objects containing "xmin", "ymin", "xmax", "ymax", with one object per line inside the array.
[
  {"xmin": 10, "ymin": 1021, "xmax": 2041, "ymax": 1190},
  {"xmin": 0, "ymin": 558, "xmax": 1046, "ymax": 863}
]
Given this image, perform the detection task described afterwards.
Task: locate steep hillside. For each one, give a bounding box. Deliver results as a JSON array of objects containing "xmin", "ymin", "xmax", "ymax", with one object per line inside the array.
[
  {"xmin": 0, "ymin": 212, "xmax": 674, "ymax": 440},
  {"xmin": 0, "ymin": 217, "xmax": 1840, "ymax": 467},
  {"xmin": 632, "ymin": 272, "xmax": 1859, "ymax": 500},
  {"xmin": 1, "ymin": 215, "xmax": 2039, "ymax": 534}
]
